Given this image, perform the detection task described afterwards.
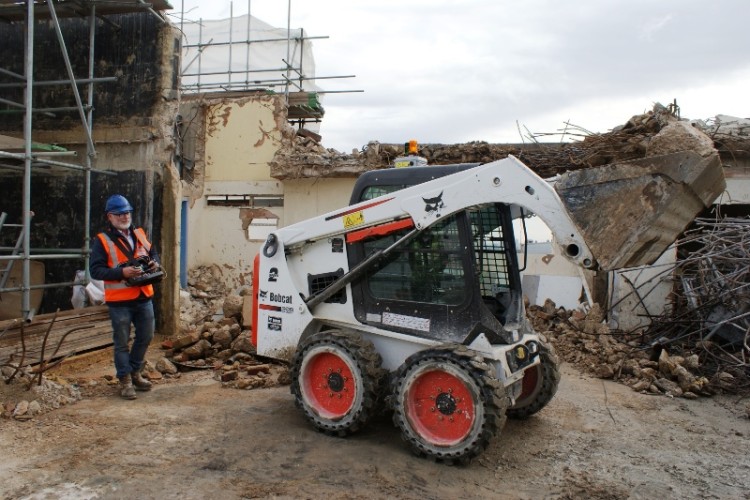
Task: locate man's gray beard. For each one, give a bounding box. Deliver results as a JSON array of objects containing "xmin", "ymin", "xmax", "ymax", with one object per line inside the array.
[{"xmin": 112, "ymin": 220, "xmax": 130, "ymax": 231}]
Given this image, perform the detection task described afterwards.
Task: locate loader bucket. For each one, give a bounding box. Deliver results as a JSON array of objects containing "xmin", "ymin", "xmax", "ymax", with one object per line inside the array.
[{"xmin": 554, "ymin": 151, "xmax": 725, "ymax": 271}]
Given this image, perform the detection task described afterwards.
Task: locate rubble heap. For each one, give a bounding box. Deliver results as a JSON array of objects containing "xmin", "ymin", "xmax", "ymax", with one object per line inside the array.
[
  {"xmin": 638, "ymin": 217, "xmax": 750, "ymax": 388},
  {"xmin": 1, "ymin": 366, "xmax": 82, "ymax": 420},
  {"xmin": 528, "ymin": 299, "xmax": 747, "ymax": 398},
  {"xmin": 270, "ymin": 103, "xmax": 750, "ymax": 180},
  {"xmin": 167, "ymin": 266, "xmax": 290, "ymax": 389}
]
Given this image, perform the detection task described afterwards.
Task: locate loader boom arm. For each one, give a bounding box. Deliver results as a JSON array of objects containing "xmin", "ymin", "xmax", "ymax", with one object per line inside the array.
[
  {"xmin": 272, "ymin": 151, "xmax": 724, "ymax": 273},
  {"xmin": 275, "ymin": 155, "xmax": 596, "ymax": 268}
]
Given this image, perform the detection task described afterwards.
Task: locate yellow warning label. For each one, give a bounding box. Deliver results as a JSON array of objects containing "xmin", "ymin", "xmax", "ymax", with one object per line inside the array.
[
  {"xmin": 343, "ymin": 211, "xmax": 365, "ymax": 229},
  {"xmin": 394, "ymin": 160, "xmax": 410, "ymax": 168}
]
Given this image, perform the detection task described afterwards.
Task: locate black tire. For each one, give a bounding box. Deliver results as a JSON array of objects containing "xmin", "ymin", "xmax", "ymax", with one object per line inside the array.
[
  {"xmin": 390, "ymin": 345, "xmax": 509, "ymax": 465},
  {"xmin": 506, "ymin": 341, "xmax": 560, "ymax": 419},
  {"xmin": 290, "ymin": 330, "xmax": 384, "ymax": 437}
]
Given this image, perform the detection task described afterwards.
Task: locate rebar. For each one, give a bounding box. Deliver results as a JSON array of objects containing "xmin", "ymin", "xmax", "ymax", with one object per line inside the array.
[{"xmin": 638, "ymin": 217, "xmax": 750, "ymax": 386}]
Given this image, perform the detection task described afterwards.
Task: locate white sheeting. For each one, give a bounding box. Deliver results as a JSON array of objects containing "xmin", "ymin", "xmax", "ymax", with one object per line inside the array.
[{"xmin": 180, "ymin": 14, "xmax": 321, "ymax": 94}]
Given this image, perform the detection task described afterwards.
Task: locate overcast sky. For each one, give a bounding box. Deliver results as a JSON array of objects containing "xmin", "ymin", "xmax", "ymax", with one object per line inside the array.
[{"xmin": 174, "ymin": 0, "xmax": 750, "ymax": 153}]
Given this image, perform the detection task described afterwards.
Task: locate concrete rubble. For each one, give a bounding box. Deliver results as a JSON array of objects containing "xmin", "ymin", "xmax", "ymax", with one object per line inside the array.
[
  {"xmin": 165, "ymin": 265, "xmax": 290, "ymax": 389},
  {"xmin": 528, "ymin": 299, "xmax": 745, "ymax": 399},
  {"xmin": 0, "ymin": 366, "xmax": 82, "ymax": 421},
  {"xmin": 270, "ymin": 103, "xmax": 750, "ymax": 180}
]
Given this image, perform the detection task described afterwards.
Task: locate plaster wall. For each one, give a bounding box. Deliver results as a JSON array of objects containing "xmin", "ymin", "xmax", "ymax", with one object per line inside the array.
[
  {"xmin": 608, "ymin": 248, "xmax": 676, "ymax": 332},
  {"xmin": 204, "ymin": 97, "xmax": 283, "ymax": 182},
  {"xmin": 187, "ymin": 180, "xmax": 283, "ymax": 291},
  {"xmin": 522, "ymin": 274, "xmax": 586, "ymax": 310},
  {"xmin": 186, "ymin": 95, "xmax": 288, "ymax": 291},
  {"xmin": 721, "ymin": 174, "xmax": 750, "ymax": 204},
  {"xmin": 518, "ymin": 245, "xmax": 592, "ymax": 309},
  {"xmin": 520, "ymin": 250, "xmax": 582, "ymax": 277},
  {"xmin": 187, "ymin": 176, "xmax": 355, "ymax": 290},
  {"xmin": 282, "ymin": 178, "xmax": 357, "ymax": 226}
]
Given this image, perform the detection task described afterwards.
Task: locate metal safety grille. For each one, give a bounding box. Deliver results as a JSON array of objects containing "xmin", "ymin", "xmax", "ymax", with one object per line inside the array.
[
  {"xmin": 308, "ymin": 270, "xmax": 346, "ymax": 304},
  {"xmin": 470, "ymin": 206, "xmax": 510, "ymax": 297}
]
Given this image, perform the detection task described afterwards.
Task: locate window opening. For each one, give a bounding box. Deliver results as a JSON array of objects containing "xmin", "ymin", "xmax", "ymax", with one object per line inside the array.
[
  {"xmin": 363, "ymin": 214, "xmax": 466, "ymax": 305},
  {"xmin": 207, "ymin": 194, "xmax": 284, "ymax": 208},
  {"xmin": 360, "ymin": 185, "xmax": 404, "ymax": 201}
]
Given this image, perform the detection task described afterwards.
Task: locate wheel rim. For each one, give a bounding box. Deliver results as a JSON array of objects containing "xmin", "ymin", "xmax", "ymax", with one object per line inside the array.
[
  {"xmin": 517, "ymin": 364, "xmax": 541, "ymax": 404},
  {"xmin": 301, "ymin": 349, "xmax": 357, "ymax": 420},
  {"xmin": 405, "ymin": 366, "xmax": 478, "ymax": 446}
]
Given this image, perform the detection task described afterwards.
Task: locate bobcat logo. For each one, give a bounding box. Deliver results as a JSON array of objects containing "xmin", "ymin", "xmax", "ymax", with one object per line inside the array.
[
  {"xmin": 259, "ymin": 290, "xmax": 268, "ymax": 299},
  {"xmin": 422, "ymin": 191, "xmax": 444, "ymax": 214}
]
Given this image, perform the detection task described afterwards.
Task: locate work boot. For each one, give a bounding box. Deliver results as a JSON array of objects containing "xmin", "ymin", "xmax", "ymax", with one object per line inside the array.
[
  {"xmin": 131, "ymin": 371, "xmax": 152, "ymax": 391},
  {"xmin": 119, "ymin": 376, "xmax": 137, "ymax": 400}
]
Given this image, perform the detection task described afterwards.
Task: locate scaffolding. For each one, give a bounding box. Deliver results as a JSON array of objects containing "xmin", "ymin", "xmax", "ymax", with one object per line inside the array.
[
  {"xmin": 0, "ymin": 0, "xmax": 172, "ymax": 321},
  {"xmin": 176, "ymin": 0, "xmax": 362, "ymax": 129}
]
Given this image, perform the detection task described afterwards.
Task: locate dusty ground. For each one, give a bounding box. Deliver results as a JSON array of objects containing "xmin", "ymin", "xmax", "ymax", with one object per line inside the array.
[{"xmin": 1, "ymin": 344, "xmax": 749, "ymax": 500}]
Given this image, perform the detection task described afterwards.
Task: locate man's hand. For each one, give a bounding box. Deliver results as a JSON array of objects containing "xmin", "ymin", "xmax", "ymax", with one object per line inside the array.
[
  {"xmin": 122, "ymin": 265, "xmax": 144, "ymax": 279},
  {"xmin": 147, "ymin": 260, "xmax": 159, "ymax": 272}
]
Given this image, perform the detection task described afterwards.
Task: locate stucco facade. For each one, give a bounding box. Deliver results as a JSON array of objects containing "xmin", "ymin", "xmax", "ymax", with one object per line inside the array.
[{"xmin": 181, "ymin": 90, "xmax": 372, "ymax": 291}]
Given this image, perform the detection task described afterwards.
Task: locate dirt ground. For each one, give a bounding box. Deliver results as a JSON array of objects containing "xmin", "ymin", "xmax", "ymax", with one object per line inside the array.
[{"xmin": 1, "ymin": 343, "xmax": 749, "ymax": 500}]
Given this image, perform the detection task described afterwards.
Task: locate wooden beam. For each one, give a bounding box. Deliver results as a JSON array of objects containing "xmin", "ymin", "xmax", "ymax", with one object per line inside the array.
[{"xmin": 0, "ymin": 306, "xmax": 113, "ymax": 366}]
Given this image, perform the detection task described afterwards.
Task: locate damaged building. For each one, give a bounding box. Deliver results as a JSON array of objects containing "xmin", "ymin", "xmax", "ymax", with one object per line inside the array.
[
  {"xmin": 0, "ymin": 2, "xmax": 339, "ymax": 366},
  {"xmin": 1, "ymin": 2, "xmax": 749, "ymax": 391}
]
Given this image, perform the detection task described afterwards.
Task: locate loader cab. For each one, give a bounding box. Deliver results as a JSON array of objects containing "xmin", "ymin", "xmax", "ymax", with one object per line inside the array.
[{"xmin": 347, "ymin": 164, "xmax": 525, "ymax": 346}]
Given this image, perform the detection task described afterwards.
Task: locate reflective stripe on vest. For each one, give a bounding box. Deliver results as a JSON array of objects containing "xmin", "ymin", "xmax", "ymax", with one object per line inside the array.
[
  {"xmin": 133, "ymin": 227, "xmax": 151, "ymax": 256},
  {"xmin": 97, "ymin": 230, "xmax": 155, "ymax": 302}
]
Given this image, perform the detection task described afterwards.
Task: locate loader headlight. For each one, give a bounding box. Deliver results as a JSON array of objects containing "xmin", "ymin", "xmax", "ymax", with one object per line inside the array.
[
  {"xmin": 506, "ymin": 341, "xmax": 541, "ymax": 373},
  {"xmin": 506, "ymin": 345, "xmax": 528, "ymax": 373},
  {"xmin": 514, "ymin": 344, "xmax": 529, "ymax": 363}
]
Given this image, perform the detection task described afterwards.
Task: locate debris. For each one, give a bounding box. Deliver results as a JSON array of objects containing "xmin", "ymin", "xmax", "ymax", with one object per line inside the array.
[
  {"xmin": 166, "ymin": 266, "xmax": 289, "ymax": 390},
  {"xmin": 155, "ymin": 357, "xmax": 178, "ymax": 375},
  {"xmin": 1, "ymin": 366, "xmax": 82, "ymax": 420},
  {"xmin": 633, "ymin": 217, "xmax": 750, "ymax": 391},
  {"xmin": 270, "ymin": 103, "xmax": 750, "ymax": 180},
  {"xmin": 527, "ymin": 299, "xmax": 744, "ymax": 398}
]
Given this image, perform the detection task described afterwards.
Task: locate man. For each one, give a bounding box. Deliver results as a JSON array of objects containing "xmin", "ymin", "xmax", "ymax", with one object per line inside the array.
[{"xmin": 90, "ymin": 194, "xmax": 160, "ymax": 400}]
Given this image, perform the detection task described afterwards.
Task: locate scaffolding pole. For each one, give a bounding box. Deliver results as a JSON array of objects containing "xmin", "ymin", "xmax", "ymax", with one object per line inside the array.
[
  {"xmin": 177, "ymin": 0, "xmax": 363, "ymax": 133},
  {"xmin": 22, "ymin": 0, "xmax": 35, "ymax": 319},
  {"xmin": 85, "ymin": 4, "xmax": 96, "ymax": 282},
  {"xmin": 0, "ymin": 1, "xmax": 151, "ymax": 321}
]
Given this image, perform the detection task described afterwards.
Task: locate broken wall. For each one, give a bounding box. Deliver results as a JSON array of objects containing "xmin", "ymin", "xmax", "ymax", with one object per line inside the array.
[
  {"xmin": 0, "ymin": 13, "xmax": 181, "ymax": 333},
  {"xmin": 181, "ymin": 93, "xmax": 289, "ymax": 291}
]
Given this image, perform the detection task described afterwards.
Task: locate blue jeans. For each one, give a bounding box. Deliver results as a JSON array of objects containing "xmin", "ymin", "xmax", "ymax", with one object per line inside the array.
[{"xmin": 108, "ymin": 299, "xmax": 155, "ymax": 379}]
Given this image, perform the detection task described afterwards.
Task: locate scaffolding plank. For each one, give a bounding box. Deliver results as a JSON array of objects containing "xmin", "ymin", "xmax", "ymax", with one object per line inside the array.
[
  {"xmin": 0, "ymin": 134, "xmax": 25, "ymax": 150},
  {"xmin": 0, "ymin": 0, "xmax": 173, "ymax": 21}
]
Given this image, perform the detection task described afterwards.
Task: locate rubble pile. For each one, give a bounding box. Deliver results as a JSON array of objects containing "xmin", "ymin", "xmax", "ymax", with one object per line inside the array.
[
  {"xmin": 638, "ymin": 217, "xmax": 750, "ymax": 389},
  {"xmin": 271, "ymin": 103, "xmax": 750, "ymax": 180},
  {"xmin": 169, "ymin": 266, "xmax": 290, "ymax": 389},
  {"xmin": 692, "ymin": 114, "xmax": 750, "ymax": 157},
  {"xmin": 180, "ymin": 264, "xmax": 228, "ymax": 330},
  {"xmin": 1, "ymin": 366, "xmax": 81, "ymax": 420},
  {"xmin": 528, "ymin": 299, "xmax": 746, "ymax": 398},
  {"xmin": 270, "ymin": 132, "xmax": 384, "ymax": 179}
]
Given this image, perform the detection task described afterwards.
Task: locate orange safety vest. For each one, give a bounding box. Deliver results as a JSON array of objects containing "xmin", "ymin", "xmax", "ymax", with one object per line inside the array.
[{"xmin": 97, "ymin": 228, "xmax": 155, "ymax": 302}]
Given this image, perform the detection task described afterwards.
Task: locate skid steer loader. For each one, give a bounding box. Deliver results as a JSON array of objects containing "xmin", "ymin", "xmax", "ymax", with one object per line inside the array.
[{"xmin": 251, "ymin": 145, "xmax": 725, "ymax": 463}]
